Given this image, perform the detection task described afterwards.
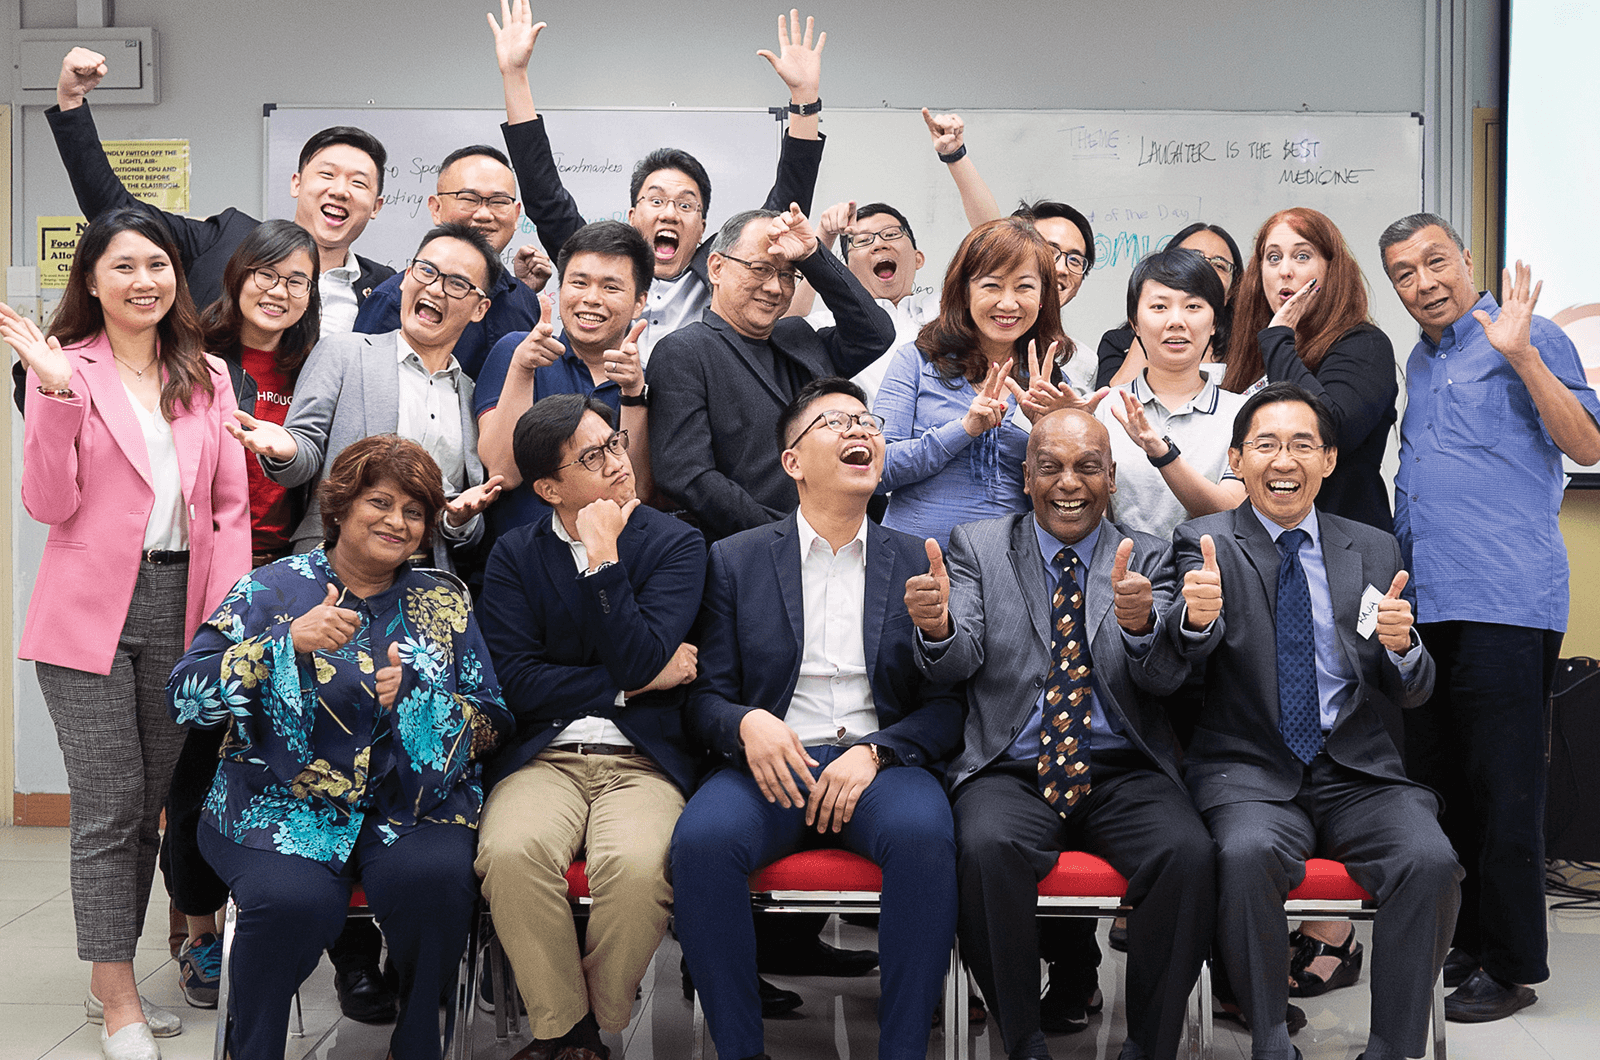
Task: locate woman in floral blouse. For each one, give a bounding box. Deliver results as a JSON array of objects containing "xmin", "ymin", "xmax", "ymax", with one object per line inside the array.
[{"xmin": 168, "ymin": 434, "xmax": 513, "ymax": 1060}]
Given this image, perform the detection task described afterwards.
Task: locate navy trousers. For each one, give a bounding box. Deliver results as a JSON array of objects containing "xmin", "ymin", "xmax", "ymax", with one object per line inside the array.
[
  {"xmin": 670, "ymin": 745, "xmax": 957, "ymax": 1060},
  {"xmin": 199, "ymin": 817, "xmax": 477, "ymax": 1060}
]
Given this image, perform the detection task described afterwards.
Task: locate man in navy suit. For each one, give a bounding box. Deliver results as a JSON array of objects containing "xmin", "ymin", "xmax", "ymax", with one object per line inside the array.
[
  {"xmin": 669, "ymin": 377, "xmax": 963, "ymax": 1060},
  {"xmin": 476, "ymin": 393, "xmax": 708, "ymax": 1060}
]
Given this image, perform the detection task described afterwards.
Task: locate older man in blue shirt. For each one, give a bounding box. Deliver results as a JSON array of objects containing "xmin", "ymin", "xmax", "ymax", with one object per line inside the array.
[{"xmin": 1379, "ymin": 212, "xmax": 1600, "ymax": 1024}]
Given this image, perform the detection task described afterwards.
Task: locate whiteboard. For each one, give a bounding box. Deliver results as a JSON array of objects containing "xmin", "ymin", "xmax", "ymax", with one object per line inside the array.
[{"xmin": 263, "ymin": 106, "xmax": 784, "ymax": 272}]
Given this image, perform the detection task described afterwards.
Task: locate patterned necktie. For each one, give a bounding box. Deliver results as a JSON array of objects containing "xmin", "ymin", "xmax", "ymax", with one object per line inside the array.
[
  {"xmin": 1274, "ymin": 528, "xmax": 1323, "ymax": 763},
  {"xmin": 1038, "ymin": 547, "xmax": 1093, "ymax": 817}
]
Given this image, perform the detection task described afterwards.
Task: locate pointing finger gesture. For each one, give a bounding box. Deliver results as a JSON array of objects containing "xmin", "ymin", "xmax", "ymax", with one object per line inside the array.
[{"xmin": 921, "ymin": 108, "xmax": 966, "ymax": 156}]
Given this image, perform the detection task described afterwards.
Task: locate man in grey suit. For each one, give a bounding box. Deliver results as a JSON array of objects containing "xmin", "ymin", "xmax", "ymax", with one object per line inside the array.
[
  {"xmin": 1165, "ymin": 382, "xmax": 1461, "ymax": 1060},
  {"xmin": 907, "ymin": 409, "xmax": 1215, "ymax": 1060}
]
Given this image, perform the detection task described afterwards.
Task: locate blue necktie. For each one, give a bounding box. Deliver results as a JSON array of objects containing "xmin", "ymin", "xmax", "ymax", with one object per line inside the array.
[
  {"xmin": 1038, "ymin": 547, "xmax": 1093, "ymax": 817},
  {"xmin": 1274, "ymin": 529, "xmax": 1323, "ymax": 764}
]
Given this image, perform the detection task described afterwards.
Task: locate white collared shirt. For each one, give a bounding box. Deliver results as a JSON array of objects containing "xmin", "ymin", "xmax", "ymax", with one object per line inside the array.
[
  {"xmin": 639, "ymin": 270, "xmax": 710, "ymax": 365},
  {"xmin": 319, "ymin": 253, "xmax": 362, "ymax": 336},
  {"xmin": 395, "ymin": 338, "xmax": 479, "ymax": 542},
  {"xmin": 124, "ymin": 384, "xmax": 189, "ymax": 551},
  {"xmin": 807, "ymin": 289, "xmax": 937, "ymax": 406},
  {"xmin": 784, "ymin": 509, "xmax": 878, "ymax": 747},
  {"xmin": 548, "ymin": 514, "xmax": 631, "ymax": 747}
]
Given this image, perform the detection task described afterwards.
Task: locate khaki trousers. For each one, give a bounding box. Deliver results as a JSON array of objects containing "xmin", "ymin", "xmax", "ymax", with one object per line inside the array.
[{"xmin": 476, "ymin": 750, "xmax": 685, "ymax": 1036}]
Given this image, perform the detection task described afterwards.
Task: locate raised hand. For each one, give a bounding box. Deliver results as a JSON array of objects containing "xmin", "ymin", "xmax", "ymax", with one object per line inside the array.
[
  {"xmin": 1376, "ymin": 570, "xmax": 1415, "ymax": 653},
  {"xmin": 574, "ymin": 496, "xmax": 641, "ymax": 563},
  {"xmin": 806, "ymin": 744, "xmax": 879, "ymax": 833},
  {"xmin": 376, "ymin": 643, "xmax": 404, "ymax": 710},
  {"xmin": 1269, "ymin": 277, "xmax": 1319, "ymax": 331},
  {"xmin": 629, "ymin": 641, "xmax": 699, "ymax": 697},
  {"xmin": 764, "ymin": 203, "xmax": 818, "ymax": 263},
  {"xmin": 511, "ymin": 294, "xmax": 565, "ymax": 372},
  {"xmin": 757, "ymin": 9, "xmax": 825, "ymax": 102},
  {"xmin": 226, "ymin": 409, "xmax": 298, "ymax": 461},
  {"xmin": 0, "ymin": 303, "xmax": 73, "ymax": 391},
  {"xmin": 290, "ymin": 583, "xmax": 361, "ymax": 653},
  {"xmin": 816, "ymin": 200, "xmax": 858, "ymax": 249},
  {"xmin": 488, "ymin": 0, "xmax": 545, "ymax": 75},
  {"xmin": 739, "ymin": 709, "xmax": 819, "ymax": 808},
  {"xmin": 1007, "ymin": 339, "xmax": 1110, "ymax": 421},
  {"xmin": 57, "ymin": 47, "xmax": 106, "ymax": 109},
  {"xmin": 513, "ymin": 242, "xmax": 553, "ymax": 290},
  {"xmin": 1111, "ymin": 538, "xmax": 1155, "ymax": 635},
  {"xmin": 1109, "ymin": 388, "xmax": 1167, "ymax": 458},
  {"xmin": 963, "ymin": 358, "xmax": 1012, "ymax": 437},
  {"xmin": 603, "ymin": 320, "xmax": 648, "ymax": 397},
  {"xmin": 1182, "ymin": 534, "xmax": 1223, "ymax": 631},
  {"xmin": 904, "ymin": 537, "xmax": 952, "ymax": 639},
  {"xmin": 920, "ymin": 108, "xmax": 965, "ymax": 156},
  {"xmin": 445, "ymin": 476, "xmax": 505, "ymax": 528},
  {"xmin": 1475, "ymin": 261, "xmax": 1543, "ymax": 364}
]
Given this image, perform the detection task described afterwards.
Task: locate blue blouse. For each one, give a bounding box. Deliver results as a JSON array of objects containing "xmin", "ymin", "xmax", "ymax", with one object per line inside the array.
[
  {"xmin": 873, "ymin": 342, "xmax": 1030, "ymax": 549},
  {"xmin": 167, "ymin": 548, "xmax": 513, "ymax": 869}
]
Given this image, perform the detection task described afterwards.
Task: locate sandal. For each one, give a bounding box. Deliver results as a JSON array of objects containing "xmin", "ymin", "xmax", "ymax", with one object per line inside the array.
[{"xmin": 1288, "ymin": 927, "xmax": 1364, "ymax": 997}]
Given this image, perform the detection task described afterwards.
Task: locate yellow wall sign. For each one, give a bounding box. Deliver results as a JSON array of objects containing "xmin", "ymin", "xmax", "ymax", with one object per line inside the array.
[
  {"xmin": 102, "ymin": 139, "xmax": 191, "ymax": 214},
  {"xmin": 37, "ymin": 216, "xmax": 89, "ymax": 290}
]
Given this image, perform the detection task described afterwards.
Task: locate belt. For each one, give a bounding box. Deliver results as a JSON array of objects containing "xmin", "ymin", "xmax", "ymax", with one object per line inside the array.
[
  {"xmin": 142, "ymin": 549, "xmax": 190, "ymax": 565},
  {"xmin": 549, "ymin": 742, "xmax": 636, "ymax": 756}
]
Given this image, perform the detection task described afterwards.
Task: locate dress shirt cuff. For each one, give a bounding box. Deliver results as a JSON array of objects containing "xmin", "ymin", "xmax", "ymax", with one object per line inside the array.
[
  {"xmin": 1121, "ymin": 613, "xmax": 1160, "ymax": 658},
  {"xmin": 1387, "ymin": 630, "xmax": 1424, "ymax": 675},
  {"xmin": 916, "ymin": 627, "xmax": 955, "ymax": 658},
  {"xmin": 1178, "ymin": 603, "xmax": 1215, "ymax": 639},
  {"xmin": 439, "ymin": 510, "xmax": 481, "ymax": 543}
]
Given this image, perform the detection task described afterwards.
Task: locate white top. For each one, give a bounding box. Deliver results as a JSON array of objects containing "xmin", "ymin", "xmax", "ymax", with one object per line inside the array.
[
  {"xmin": 318, "ymin": 254, "xmax": 362, "ymax": 336},
  {"xmin": 124, "ymin": 384, "xmax": 189, "ymax": 551},
  {"xmin": 807, "ymin": 289, "xmax": 937, "ymax": 406},
  {"xmin": 395, "ymin": 339, "xmax": 478, "ymax": 543},
  {"xmin": 548, "ymin": 514, "xmax": 631, "ymax": 747},
  {"xmin": 639, "ymin": 270, "xmax": 710, "ymax": 366},
  {"xmin": 784, "ymin": 509, "xmax": 878, "ymax": 747}
]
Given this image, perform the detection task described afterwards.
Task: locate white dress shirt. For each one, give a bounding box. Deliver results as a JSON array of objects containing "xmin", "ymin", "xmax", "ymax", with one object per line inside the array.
[
  {"xmin": 807, "ymin": 289, "xmax": 936, "ymax": 406},
  {"xmin": 785, "ymin": 510, "xmax": 879, "ymax": 746},
  {"xmin": 548, "ymin": 514, "xmax": 631, "ymax": 747},
  {"xmin": 638, "ymin": 270, "xmax": 711, "ymax": 366},
  {"xmin": 318, "ymin": 254, "xmax": 362, "ymax": 336},
  {"xmin": 125, "ymin": 385, "xmax": 189, "ymax": 551},
  {"xmin": 395, "ymin": 338, "xmax": 477, "ymax": 542}
]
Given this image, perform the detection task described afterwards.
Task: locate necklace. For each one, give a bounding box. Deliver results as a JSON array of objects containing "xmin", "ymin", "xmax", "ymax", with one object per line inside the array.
[{"xmin": 113, "ymin": 352, "xmax": 157, "ymax": 378}]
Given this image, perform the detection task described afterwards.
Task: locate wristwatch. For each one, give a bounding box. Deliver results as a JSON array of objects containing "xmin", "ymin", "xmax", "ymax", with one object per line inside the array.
[
  {"xmin": 618, "ymin": 384, "xmax": 650, "ymax": 407},
  {"xmin": 1148, "ymin": 436, "xmax": 1181, "ymax": 468},
  {"xmin": 787, "ymin": 98, "xmax": 823, "ymax": 116},
  {"xmin": 866, "ymin": 744, "xmax": 898, "ymax": 769}
]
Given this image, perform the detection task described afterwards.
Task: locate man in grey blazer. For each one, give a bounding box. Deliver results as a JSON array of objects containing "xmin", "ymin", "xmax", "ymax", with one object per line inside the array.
[
  {"xmin": 1164, "ymin": 383, "xmax": 1461, "ymax": 1060},
  {"xmin": 908, "ymin": 409, "xmax": 1215, "ymax": 1060}
]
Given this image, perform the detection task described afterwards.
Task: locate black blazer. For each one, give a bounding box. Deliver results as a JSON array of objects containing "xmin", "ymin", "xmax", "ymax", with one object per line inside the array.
[
  {"xmin": 688, "ymin": 511, "xmax": 965, "ymax": 774},
  {"xmin": 646, "ymin": 246, "xmax": 896, "ymax": 540},
  {"xmin": 477, "ymin": 504, "xmax": 709, "ymax": 793}
]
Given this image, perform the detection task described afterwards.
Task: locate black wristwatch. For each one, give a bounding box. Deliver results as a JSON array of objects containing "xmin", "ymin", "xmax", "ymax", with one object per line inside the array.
[
  {"xmin": 619, "ymin": 384, "xmax": 650, "ymax": 407},
  {"xmin": 1148, "ymin": 436, "xmax": 1181, "ymax": 468},
  {"xmin": 787, "ymin": 97, "xmax": 823, "ymax": 116}
]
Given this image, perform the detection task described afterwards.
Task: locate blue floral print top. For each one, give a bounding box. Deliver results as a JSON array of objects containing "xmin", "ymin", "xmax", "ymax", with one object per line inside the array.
[{"xmin": 167, "ymin": 548, "xmax": 514, "ymax": 869}]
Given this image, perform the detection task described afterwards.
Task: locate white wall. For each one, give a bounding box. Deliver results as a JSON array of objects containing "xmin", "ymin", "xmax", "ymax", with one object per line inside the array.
[{"xmin": 6, "ymin": 0, "xmax": 1501, "ymax": 793}]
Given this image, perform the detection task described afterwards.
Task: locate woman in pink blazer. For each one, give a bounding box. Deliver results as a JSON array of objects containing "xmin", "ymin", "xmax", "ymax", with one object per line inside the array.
[{"xmin": 0, "ymin": 207, "xmax": 250, "ymax": 1060}]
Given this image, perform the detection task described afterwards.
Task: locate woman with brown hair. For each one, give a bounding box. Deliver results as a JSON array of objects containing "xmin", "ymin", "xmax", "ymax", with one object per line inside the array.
[{"xmin": 1222, "ymin": 207, "xmax": 1398, "ymax": 532}]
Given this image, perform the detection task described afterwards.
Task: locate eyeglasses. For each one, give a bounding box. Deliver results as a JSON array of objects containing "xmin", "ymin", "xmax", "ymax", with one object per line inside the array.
[
  {"xmin": 1051, "ymin": 247, "xmax": 1090, "ymax": 277},
  {"xmin": 250, "ymin": 266, "xmax": 312, "ymax": 299},
  {"xmin": 1202, "ymin": 255, "xmax": 1236, "ymax": 277},
  {"xmin": 1241, "ymin": 438, "xmax": 1328, "ymax": 458},
  {"xmin": 556, "ymin": 430, "xmax": 630, "ymax": 474},
  {"xmin": 437, "ymin": 189, "xmax": 517, "ymax": 212},
  {"xmin": 842, "ymin": 227, "xmax": 908, "ymax": 250},
  {"xmin": 719, "ymin": 254, "xmax": 800, "ymax": 287},
  {"xmin": 788, "ymin": 409, "xmax": 886, "ymax": 449},
  {"xmin": 636, "ymin": 196, "xmax": 703, "ymax": 216},
  {"xmin": 407, "ymin": 258, "xmax": 488, "ymax": 300}
]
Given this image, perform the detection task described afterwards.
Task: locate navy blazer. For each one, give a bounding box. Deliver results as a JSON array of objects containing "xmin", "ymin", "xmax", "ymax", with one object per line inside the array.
[
  {"xmin": 687, "ymin": 511, "xmax": 965, "ymax": 774},
  {"xmin": 478, "ymin": 504, "xmax": 708, "ymax": 793}
]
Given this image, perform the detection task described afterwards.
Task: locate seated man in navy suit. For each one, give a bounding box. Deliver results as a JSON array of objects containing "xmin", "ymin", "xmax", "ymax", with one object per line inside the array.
[
  {"xmin": 476, "ymin": 393, "xmax": 708, "ymax": 1060},
  {"xmin": 669, "ymin": 377, "xmax": 963, "ymax": 1060}
]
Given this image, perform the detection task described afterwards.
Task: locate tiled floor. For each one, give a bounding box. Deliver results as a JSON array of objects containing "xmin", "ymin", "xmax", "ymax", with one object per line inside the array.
[{"xmin": 2, "ymin": 826, "xmax": 1596, "ymax": 1059}]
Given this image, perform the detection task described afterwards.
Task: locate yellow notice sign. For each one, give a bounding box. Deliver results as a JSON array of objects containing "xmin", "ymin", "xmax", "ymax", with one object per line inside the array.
[
  {"xmin": 103, "ymin": 139, "xmax": 191, "ymax": 214},
  {"xmin": 37, "ymin": 216, "xmax": 90, "ymax": 290}
]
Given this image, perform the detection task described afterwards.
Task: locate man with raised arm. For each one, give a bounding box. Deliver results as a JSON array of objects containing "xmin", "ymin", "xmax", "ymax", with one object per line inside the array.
[{"xmin": 488, "ymin": 1, "xmax": 828, "ymax": 361}]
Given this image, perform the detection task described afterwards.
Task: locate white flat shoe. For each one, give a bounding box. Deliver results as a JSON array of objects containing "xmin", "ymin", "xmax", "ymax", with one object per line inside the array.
[
  {"xmin": 85, "ymin": 992, "xmax": 182, "ymax": 1037},
  {"xmin": 100, "ymin": 1021, "xmax": 161, "ymax": 1060}
]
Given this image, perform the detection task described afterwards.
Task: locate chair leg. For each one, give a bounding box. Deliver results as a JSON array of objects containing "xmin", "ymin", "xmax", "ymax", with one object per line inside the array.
[
  {"xmin": 290, "ymin": 990, "xmax": 304, "ymax": 1037},
  {"xmin": 1192, "ymin": 956, "xmax": 1213, "ymax": 1060},
  {"xmin": 1432, "ymin": 968, "xmax": 1448, "ymax": 1060},
  {"xmin": 449, "ymin": 906, "xmax": 478, "ymax": 1060},
  {"xmin": 691, "ymin": 984, "xmax": 705, "ymax": 1060},
  {"xmin": 213, "ymin": 897, "xmax": 236, "ymax": 1060},
  {"xmin": 490, "ymin": 929, "xmax": 511, "ymax": 1042},
  {"xmin": 954, "ymin": 937, "xmax": 969, "ymax": 1060},
  {"xmin": 943, "ymin": 944, "xmax": 958, "ymax": 1060}
]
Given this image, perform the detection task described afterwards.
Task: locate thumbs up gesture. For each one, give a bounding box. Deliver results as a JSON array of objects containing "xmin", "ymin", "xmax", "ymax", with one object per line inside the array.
[
  {"xmin": 904, "ymin": 537, "xmax": 952, "ymax": 639},
  {"xmin": 376, "ymin": 642, "xmax": 404, "ymax": 710},
  {"xmin": 603, "ymin": 319, "xmax": 648, "ymax": 398},
  {"xmin": 1182, "ymin": 534, "xmax": 1223, "ymax": 631},
  {"xmin": 510, "ymin": 294, "xmax": 566, "ymax": 373},
  {"xmin": 1375, "ymin": 570, "xmax": 1415, "ymax": 653},
  {"xmin": 289, "ymin": 583, "xmax": 360, "ymax": 653},
  {"xmin": 1111, "ymin": 538, "xmax": 1155, "ymax": 635}
]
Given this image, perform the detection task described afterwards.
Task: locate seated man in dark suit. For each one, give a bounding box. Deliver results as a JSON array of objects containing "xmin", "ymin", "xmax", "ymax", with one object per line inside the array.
[
  {"xmin": 670, "ymin": 378, "xmax": 963, "ymax": 1060},
  {"xmin": 647, "ymin": 207, "xmax": 895, "ymax": 540},
  {"xmin": 476, "ymin": 393, "xmax": 707, "ymax": 1060},
  {"xmin": 908, "ymin": 409, "xmax": 1214, "ymax": 1060},
  {"xmin": 1164, "ymin": 382, "xmax": 1461, "ymax": 1060}
]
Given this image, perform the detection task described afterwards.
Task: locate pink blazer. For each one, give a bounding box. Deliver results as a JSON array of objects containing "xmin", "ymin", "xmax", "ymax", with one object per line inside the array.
[{"xmin": 18, "ymin": 333, "xmax": 253, "ymax": 675}]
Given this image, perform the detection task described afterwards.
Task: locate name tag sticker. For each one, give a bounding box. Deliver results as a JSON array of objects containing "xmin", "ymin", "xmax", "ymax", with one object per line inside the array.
[{"xmin": 1356, "ymin": 584, "xmax": 1385, "ymax": 640}]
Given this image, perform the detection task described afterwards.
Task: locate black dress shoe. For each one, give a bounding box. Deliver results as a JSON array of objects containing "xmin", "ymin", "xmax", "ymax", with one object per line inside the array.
[
  {"xmin": 1040, "ymin": 980, "xmax": 1104, "ymax": 1034},
  {"xmin": 760, "ymin": 977, "xmax": 804, "ymax": 1017},
  {"xmin": 333, "ymin": 961, "xmax": 398, "ymax": 1024},
  {"xmin": 1445, "ymin": 968, "xmax": 1537, "ymax": 1023},
  {"xmin": 1442, "ymin": 946, "xmax": 1478, "ymax": 989},
  {"xmin": 757, "ymin": 937, "xmax": 878, "ymax": 977}
]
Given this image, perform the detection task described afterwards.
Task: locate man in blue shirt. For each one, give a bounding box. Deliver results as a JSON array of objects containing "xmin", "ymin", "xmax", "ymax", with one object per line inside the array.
[{"xmin": 1379, "ymin": 212, "xmax": 1600, "ymax": 1023}]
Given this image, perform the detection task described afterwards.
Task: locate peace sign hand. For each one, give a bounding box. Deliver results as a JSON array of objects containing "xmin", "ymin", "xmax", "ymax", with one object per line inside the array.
[
  {"xmin": 962, "ymin": 358, "xmax": 1012, "ymax": 436},
  {"xmin": 1005, "ymin": 339, "xmax": 1110, "ymax": 422}
]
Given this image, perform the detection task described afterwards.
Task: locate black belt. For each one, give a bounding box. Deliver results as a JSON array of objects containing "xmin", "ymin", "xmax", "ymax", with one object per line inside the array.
[
  {"xmin": 549, "ymin": 742, "xmax": 636, "ymax": 756},
  {"xmin": 142, "ymin": 550, "xmax": 190, "ymax": 564}
]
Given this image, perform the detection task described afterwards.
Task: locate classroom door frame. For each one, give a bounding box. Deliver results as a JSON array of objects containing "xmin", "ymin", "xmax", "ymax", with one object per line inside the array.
[{"xmin": 1, "ymin": 101, "xmax": 15, "ymax": 824}]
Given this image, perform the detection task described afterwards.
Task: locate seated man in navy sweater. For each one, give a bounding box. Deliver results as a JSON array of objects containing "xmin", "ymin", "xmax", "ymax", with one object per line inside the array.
[
  {"xmin": 670, "ymin": 377, "xmax": 963, "ymax": 1060},
  {"xmin": 477, "ymin": 393, "xmax": 707, "ymax": 1060}
]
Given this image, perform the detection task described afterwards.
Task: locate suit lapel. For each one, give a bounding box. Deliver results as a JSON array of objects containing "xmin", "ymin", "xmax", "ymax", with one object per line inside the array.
[
  {"xmin": 1008, "ymin": 515, "xmax": 1052, "ymax": 649},
  {"xmin": 1084, "ymin": 519, "xmax": 1119, "ymax": 645},
  {"xmin": 770, "ymin": 515, "xmax": 806, "ymax": 693},
  {"xmin": 364, "ymin": 332, "xmax": 401, "ymax": 435},
  {"xmin": 708, "ymin": 315, "xmax": 788, "ymax": 406},
  {"xmin": 168, "ymin": 394, "xmax": 203, "ymax": 505},
  {"xmin": 77, "ymin": 344, "xmax": 151, "ymax": 486},
  {"xmin": 862, "ymin": 522, "xmax": 895, "ymax": 672},
  {"xmin": 1319, "ymin": 518, "xmax": 1370, "ymax": 727},
  {"xmin": 537, "ymin": 518, "xmax": 585, "ymax": 620},
  {"xmin": 1233, "ymin": 502, "xmax": 1283, "ymax": 614}
]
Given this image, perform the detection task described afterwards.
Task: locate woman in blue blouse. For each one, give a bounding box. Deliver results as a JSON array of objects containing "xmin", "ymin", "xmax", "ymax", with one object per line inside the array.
[
  {"xmin": 873, "ymin": 217, "xmax": 1085, "ymax": 549},
  {"xmin": 168, "ymin": 435, "xmax": 512, "ymax": 1060}
]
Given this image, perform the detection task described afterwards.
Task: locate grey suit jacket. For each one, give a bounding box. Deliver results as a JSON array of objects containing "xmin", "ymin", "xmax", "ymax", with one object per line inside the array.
[
  {"xmin": 1161, "ymin": 502, "xmax": 1436, "ymax": 812},
  {"xmin": 917, "ymin": 513, "xmax": 1191, "ymax": 793},
  {"xmin": 262, "ymin": 330, "xmax": 484, "ymax": 568}
]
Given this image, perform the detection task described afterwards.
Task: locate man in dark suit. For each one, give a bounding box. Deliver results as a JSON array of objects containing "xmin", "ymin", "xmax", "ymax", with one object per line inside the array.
[
  {"xmin": 908, "ymin": 409, "xmax": 1214, "ymax": 1060},
  {"xmin": 647, "ymin": 207, "xmax": 895, "ymax": 540},
  {"xmin": 1164, "ymin": 382, "xmax": 1461, "ymax": 1060},
  {"xmin": 670, "ymin": 378, "xmax": 963, "ymax": 1060},
  {"xmin": 476, "ymin": 393, "xmax": 707, "ymax": 1060}
]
